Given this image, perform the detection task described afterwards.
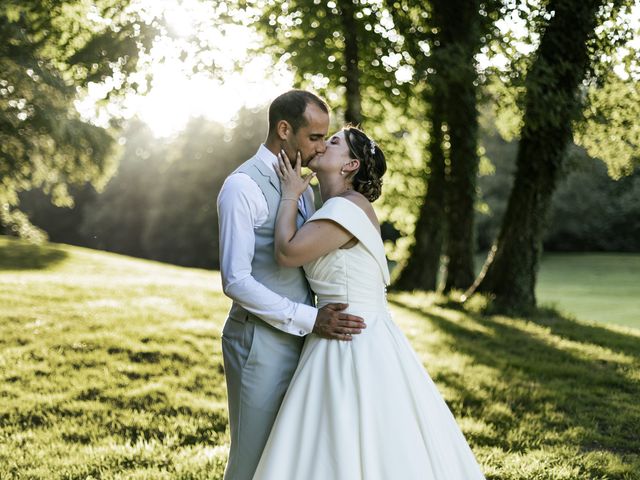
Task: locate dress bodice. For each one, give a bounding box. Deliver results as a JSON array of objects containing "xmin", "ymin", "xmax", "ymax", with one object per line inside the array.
[
  {"xmin": 303, "ymin": 197, "xmax": 390, "ymax": 312},
  {"xmin": 253, "ymin": 204, "xmax": 485, "ymax": 480},
  {"xmin": 255, "ymin": 203, "xmax": 487, "ymax": 480}
]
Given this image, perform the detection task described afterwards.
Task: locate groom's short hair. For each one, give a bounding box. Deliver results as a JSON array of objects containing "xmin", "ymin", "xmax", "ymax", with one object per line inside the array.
[{"xmin": 268, "ymin": 90, "xmax": 329, "ymax": 134}]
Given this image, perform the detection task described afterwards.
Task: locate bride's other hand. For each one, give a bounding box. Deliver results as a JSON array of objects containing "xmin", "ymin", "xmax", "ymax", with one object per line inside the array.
[{"xmin": 276, "ymin": 150, "xmax": 315, "ymax": 200}]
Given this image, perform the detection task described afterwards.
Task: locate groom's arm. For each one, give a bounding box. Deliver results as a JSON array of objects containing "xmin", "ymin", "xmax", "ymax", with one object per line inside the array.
[{"xmin": 217, "ymin": 174, "xmax": 317, "ymax": 336}]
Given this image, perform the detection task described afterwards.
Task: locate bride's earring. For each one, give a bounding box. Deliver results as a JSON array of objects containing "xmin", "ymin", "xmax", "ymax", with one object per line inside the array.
[{"xmin": 340, "ymin": 168, "xmax": 345, "ymax": 175}]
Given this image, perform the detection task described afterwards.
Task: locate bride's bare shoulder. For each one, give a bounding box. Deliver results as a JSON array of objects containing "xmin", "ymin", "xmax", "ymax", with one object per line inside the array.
[{"xmin": 340, "ymin": 191, "xmax": 380, "ymax": 233}]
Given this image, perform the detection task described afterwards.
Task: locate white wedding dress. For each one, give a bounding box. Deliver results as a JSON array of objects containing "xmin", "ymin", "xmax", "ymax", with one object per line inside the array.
[{"xmin": 253, "ymin": 197, "xmax": 486, "ymax": 480}]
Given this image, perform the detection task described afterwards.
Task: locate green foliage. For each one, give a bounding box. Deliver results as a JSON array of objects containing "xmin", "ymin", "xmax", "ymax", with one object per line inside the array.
[
  {"xmin": 469, "ymin": 0, "xmax": 640, "ymax": 311},
  {"xmin": 361, "ymin": 89, "xmax": 428, "ymax": 262},
  {"xmin": 2, "ymin": 237, "xmax": 639, "ymax": 478},
  {"xmin": 576, "ymin": 74, "xmax": 640, "ymax": 178},
  {"xmin": 483, "ymin": 0, "xmax": 640, "ymax": 178},
  {"xmin": 19, "ymin": 184, "xmax": 97, "ymax": 246},
  {"xmin": 243, "ymin": 0, "xmax": 426, "ymax": 256},
  {"xmin": 474, "ymin": 125, "xmax": 517, "ymax": 251},
  {"xmin": 12, "ymin": 108, "xmax": 270, "ymax": 269},
  {"xmin": 141, "ymin": 110, "xmax": 266, "ymax": 268},
  {"xmin": 54, "ymin": 108, "xmax": 265, "ymax": 269},
  {"xmin": 0, "ymin": 205, "xmax": 48, "ymax": 242},
  {"xmin": 245, "ymin": 0, "xmax": 409, "ymax": 116},
  {"xmin": 545, "ymin": 160, "xmax": 640, "ymax": 251},
  {"xmin": 476, "ymin": 123, "xmax": 640, "ymax": 253},
  {"xmin": 23, "ymin": 98, "xmax": 639, "ymax": 272},
  {"xmin": 384, "ymin": 0, "xmax": 507, "ymax": 291},
  {"xmin": 0, "ymin": 0, "xmax": 161, "ymax": 236},
  {"xmin": 485, "ymin": 75, "xmax": 526, "ymax": 142}
]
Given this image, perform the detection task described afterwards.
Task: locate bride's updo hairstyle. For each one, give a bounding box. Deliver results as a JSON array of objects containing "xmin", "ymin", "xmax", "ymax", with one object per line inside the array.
[{"xmin": 344, "ymin": 127, "xmax": 387, "ymax": 202}]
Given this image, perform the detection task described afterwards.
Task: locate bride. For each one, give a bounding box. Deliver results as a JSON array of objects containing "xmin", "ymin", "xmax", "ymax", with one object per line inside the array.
[{"xmin": 253, "ymin": 127, "xmax": 486, "ymax": 479}]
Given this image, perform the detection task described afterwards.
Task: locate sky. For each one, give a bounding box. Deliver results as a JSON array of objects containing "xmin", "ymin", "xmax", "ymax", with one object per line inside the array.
[{"xmin": 75, "ymin": 0, "xmax": 640, "ymax": 139}]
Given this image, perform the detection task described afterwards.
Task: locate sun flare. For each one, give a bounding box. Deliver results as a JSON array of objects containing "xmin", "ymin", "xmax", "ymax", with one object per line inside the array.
[
  {"xmin": 137, "ymin": 1, "xmax": 293, "ymax": 137},
  {"xmin": 78, "ymin": 0, "xmax": 293, "ymax": 138}
]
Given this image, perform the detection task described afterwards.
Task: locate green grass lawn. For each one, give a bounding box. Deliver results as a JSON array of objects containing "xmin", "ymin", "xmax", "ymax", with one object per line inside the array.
[
  {"xmin": 537, "ymin": 253, "xmax": 640, "ymax": 329},
  {"xmin": 1, "ymin": 236, "xmax": 639, "ymax": 479}
]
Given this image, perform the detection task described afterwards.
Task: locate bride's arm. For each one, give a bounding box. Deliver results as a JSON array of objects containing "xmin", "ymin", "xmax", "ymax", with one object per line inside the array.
[
  {"xmin": 275, "ymin": 213, "xmax": 353, "ymax": 267},
  {"xmin": 274, "ymin": 151, "xmax": 354, "ymax": 268}
]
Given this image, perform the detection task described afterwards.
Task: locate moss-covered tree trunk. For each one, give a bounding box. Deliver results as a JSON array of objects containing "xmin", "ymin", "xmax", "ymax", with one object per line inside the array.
[
  {"xmin": 339, "ymin": 0, "xmax": 362, "ymax": 126},
  {"xmin": 386, "ymin": 0, "xmax": 502, "ymax": 292},
  {"xmin": 468, "ymin": 0, "xmax": 605, "ymax": 311},
  {"xmin": 439, "ymin": 1, "xmax": 481, "ymax": 292},
  {"xmin": 443, "ymin": 59, "xmax": 480, "ymax": 291},
  {"xmin": 393, "ymin": 94, "xmax": 446, "ymax": 291}
]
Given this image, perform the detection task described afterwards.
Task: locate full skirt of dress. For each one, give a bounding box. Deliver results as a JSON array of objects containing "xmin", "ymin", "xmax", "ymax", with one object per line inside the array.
[{"xmin": 252, "ymin": 306, "xmax": 486, "ymax": 480}]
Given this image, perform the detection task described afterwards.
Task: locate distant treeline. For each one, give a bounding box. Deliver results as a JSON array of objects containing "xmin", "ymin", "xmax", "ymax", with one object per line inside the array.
[
  {"xmin": 477, "ymin": 131, "xmax": 640, "ymax": 253},
  {"xmin": 18, "ymin": 107, "xmax": 267, "ymax": 269},
  {"xmin": 17, "ymin": 108, "xmax": 640, "ymax": 270}
]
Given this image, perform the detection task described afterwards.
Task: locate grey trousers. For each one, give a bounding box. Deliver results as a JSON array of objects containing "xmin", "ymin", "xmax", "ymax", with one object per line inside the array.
[{"xmin": 221, "ymin": 314, "xmax": 304, "ymax": 480}]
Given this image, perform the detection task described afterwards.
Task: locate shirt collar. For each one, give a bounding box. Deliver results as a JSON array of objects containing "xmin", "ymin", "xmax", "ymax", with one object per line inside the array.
[{"xmin": 256, "ymin": 144, "xmax": 278, "ymax": 168}]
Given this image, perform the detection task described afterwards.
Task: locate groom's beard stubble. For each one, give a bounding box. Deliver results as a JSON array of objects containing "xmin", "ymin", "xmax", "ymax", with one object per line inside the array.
[
  {"xmin": 280, "ymin": 140, "xmax": 312, "ymax": 167},
  {"xmin": 279, "ymin": 140, "xmax": 295, "ymax": 167}
]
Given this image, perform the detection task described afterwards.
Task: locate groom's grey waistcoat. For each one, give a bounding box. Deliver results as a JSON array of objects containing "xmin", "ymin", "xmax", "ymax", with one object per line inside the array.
[
  {"xmin": 227, "ymin": 156, "xmax": 313, "ymax": 323},
  {"xmin": 222, "ymin": 154, "xmax": 314, "ymax": 480}
]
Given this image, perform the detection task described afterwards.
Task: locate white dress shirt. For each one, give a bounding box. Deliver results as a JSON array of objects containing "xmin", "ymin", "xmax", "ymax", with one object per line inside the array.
[{"xmin": 218, "ymin": 145, "xmax": 317, "ymax": 336}]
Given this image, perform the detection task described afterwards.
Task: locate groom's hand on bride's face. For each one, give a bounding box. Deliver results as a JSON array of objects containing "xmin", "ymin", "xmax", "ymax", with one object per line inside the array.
[{"xmin": 313, "ymin": 303, "xmax": 366, "ymax": 341}]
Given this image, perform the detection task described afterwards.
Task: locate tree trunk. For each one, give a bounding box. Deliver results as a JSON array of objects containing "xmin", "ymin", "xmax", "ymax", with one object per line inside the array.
[
  {"xmin": 385, "ymin": 0, "xmax": 491, "ymax": 292},
  {"xmin": 443, "ymin": 61, "xmax": 479, "ymax": 291},
  {"xmin": 467, "ymin": 0, "xmax": 605, "ymax": 312},
  {"xmin": 339, "ymin": 0, "xmax": 362, "ymax": 125},
  {"xmin": 393, "ymin": 94, "xmax": 446, "ymax": 291},
  {"xmin": 439, "ymin": 1, "xmax": 481, "ymax": 292}
]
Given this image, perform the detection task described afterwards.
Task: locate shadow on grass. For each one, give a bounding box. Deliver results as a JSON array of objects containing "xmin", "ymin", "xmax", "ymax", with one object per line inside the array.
[
  {"xmin": 435, "ymin": 297, "xmax": 640, "ymax": 359},
  {"xmin": 389, "ymin": 298, "xmax": 640, "ymax": 458},
  {"xmin": 533, "ymin": 305, "xmax": 640, "ymax": 358},
  {"xmin": 0, "ymin": 240, "xmax": 68, "ymax": 270}
]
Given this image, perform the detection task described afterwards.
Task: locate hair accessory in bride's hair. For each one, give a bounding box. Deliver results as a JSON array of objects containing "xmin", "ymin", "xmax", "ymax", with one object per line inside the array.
[{"xmin": 369, "ymin": 139, "xmax": 376, "ymax": 155}]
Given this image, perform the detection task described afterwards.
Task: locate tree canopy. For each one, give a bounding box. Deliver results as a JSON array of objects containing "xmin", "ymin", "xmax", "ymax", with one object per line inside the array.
[
  {"xmin": 3, "ymin": 0, "xmax": 639, "ymax": 313},
  {"xmin": 0, "ymin": 0, "xmax": 163, "ymax": 238}
]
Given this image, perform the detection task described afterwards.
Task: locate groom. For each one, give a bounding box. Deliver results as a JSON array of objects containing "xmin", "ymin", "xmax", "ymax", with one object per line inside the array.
[{"xmin": 217, "ymin": 89, "xmax": 366, "ymax": 480}]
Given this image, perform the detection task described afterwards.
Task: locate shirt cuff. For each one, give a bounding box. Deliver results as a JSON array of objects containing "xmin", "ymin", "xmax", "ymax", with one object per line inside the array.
[{"xmin": 291, "ymin": 303, "xmax": 318, "ymax": 336}]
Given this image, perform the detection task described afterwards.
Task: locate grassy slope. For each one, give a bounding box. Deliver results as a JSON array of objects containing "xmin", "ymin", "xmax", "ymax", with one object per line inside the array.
[{"xmin": 1, "ymin": 236, "xmax": 639, "ymax": 479}]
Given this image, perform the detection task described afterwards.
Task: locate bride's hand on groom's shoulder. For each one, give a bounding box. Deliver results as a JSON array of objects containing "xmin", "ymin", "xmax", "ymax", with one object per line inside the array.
[{"xmin": 275, "ymin": 150, "xmax": 315, "ymax": 201}]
